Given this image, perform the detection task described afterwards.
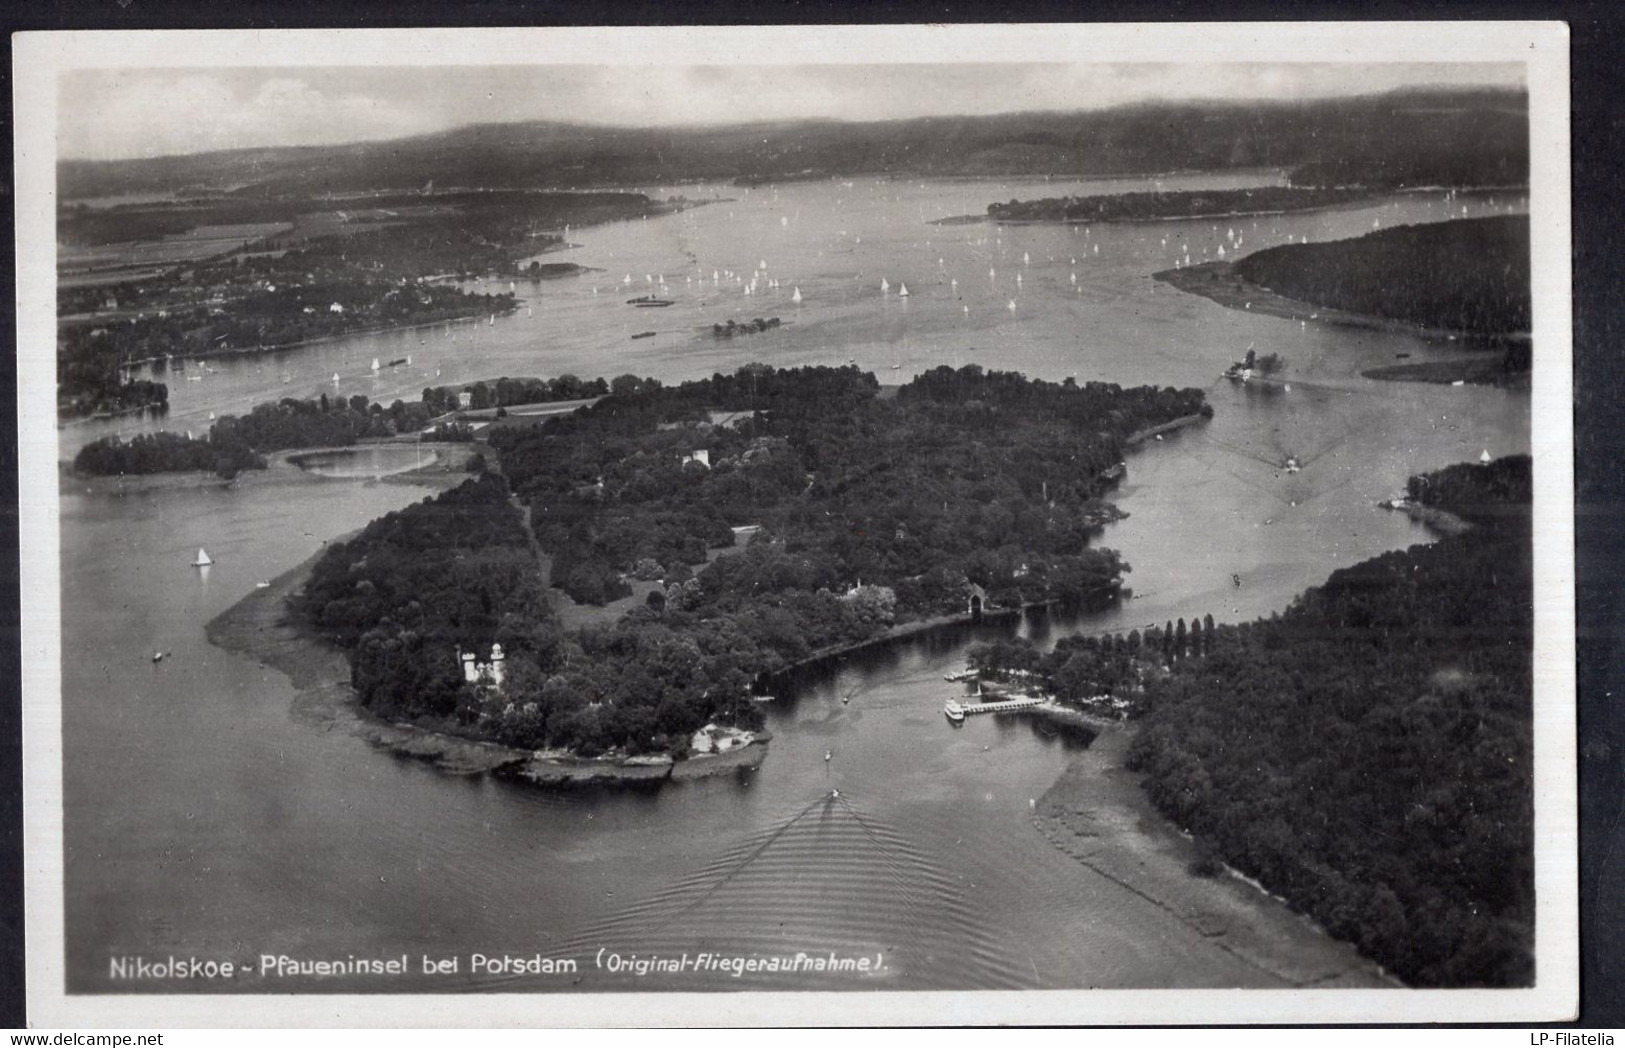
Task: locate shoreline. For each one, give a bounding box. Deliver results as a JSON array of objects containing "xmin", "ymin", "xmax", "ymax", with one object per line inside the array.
[
  {"xmin": 1154, "ymin": 262, "xmax": 1529, "ymax": 387},
  {"xmin": 205, "ymin": 536, "xmax": 769, "ymax": 788},
  {"xmin": 1377, "ymin": 498, "xmax": 1474, "ymax": 536},
  {"xmin": 1032, "ymin": 723, "xmax": 1397, "ymax": 988},
  {"xmin": 1124, "ymin": 413, "xmax": 1207, "ymax": 448},
  {"xmin": 98, "ymin": 304, "xmax": 521, "ymax": 373},
  {"xmin": 62, "ymin": 441, "xmax": 479, "ymax": 494}
]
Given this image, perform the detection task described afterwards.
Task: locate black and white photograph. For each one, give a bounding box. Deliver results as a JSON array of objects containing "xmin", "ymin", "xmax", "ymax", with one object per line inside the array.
[{"xmin": 15, "ymin": 23, "xmax": 1576, "ymax": 1026}]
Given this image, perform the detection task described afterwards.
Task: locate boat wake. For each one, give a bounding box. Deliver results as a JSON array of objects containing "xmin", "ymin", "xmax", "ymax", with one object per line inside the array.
[{"xmin": 478, "ymin": 790, "xmax": 1031, "ymax": 991}]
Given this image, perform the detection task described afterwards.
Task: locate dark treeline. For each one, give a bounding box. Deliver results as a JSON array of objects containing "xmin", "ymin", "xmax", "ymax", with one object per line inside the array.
[
  {"xmin": 1407, "ymin": 454, "xmax": 1533, "ymax": 513},
  {"xmin": 1127, "ymin": 455, "xmax": 1533, "ymax": 986},
  {"xmin": 59, "ymin": 283, "xmax": 513, "ymax": 384},
  {"xmin": 71, "ymin": 429, "xmax": 265, "ymax": 478},
  {"xmin": 73, "ymin": 392, "xmax": 439, "ymax": 476},
  {"xmin": 296, "ymin": 473, "xmax": 557, "ymax": 725},
  {"xmin": 1233, "ymin": 216, "xmax": 1531, "ymax": 336},
  {"xmin": 987, "ymin": 186, "xmax": 1368, "ymax": 224},
  {"xmin": 57, "ymin": 368, "xmax": 168, "ymax": 420},
  {"xmin": 1289, "ymin": 154, "xmax": 1529, "ymax": 191},
  {"xmin": 712, "ymin": 317, "xmax": 782, "ymax": 338},
  {"xmin": 968, "ymin": 610, "xmax": 1217, "ymax": 715},
  {"xmin": 421, "ymin": 374, "xmax": 611, "ymax": 415},
  {"xmin": 60, "ymin": 87, "xmax": 1526, "ymax": 197},
  {"xmin": 296, "ymin": 471, "xmax": 767, "ymax": 759},
  {"xmin": 491, "ymin": 363, "xmax": 1207, "ymax": 648},
  {"xmin": 290, "ymin": 364, "xmax": 1206, "ymax": 760}
]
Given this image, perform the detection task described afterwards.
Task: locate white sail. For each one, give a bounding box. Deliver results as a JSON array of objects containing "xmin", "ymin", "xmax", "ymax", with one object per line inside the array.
[
  {"xmin": 193, "ymin": 548, "xmax": 213, "ymax": 567},
  {"xmin": 371, "ymin": 358, "xmax": 380, "ymax": 371},
  {"xmin": 881, "ymin": 278, "xmax": 890, "ymax": 292},
  {"xmin": 791, "ymin": 287, "xmax": 802, "ymax": 303},
  {"xmin": 898, "ymin": 284, "xmax": 909, "ymax": 297}
]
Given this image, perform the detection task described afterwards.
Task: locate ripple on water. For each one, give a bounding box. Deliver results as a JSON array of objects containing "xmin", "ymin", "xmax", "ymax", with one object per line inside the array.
[{"xmin": 474, "ymin": 791, "xmax": 1032, "ymax": 991}]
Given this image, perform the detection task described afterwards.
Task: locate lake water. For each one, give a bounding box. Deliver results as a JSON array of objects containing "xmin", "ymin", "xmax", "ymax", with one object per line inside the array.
[
  {"xmin": 56, "ymin": 172, "xmax": 1529, "ymax": 993},
  {"xmin": 290, "ymin": 446, "xmax": 442, "ymax": 479}
]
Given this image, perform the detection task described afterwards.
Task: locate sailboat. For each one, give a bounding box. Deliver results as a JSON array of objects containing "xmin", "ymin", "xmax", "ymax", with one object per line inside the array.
[
  {"xmin": 898, "ymin": 283, "xmax": 909, "ymax": 297},
  {"xmin": 332, "ymin": 373, "xmax": 340, "ymax": 384},
  {"xmin": 192, "ymin": 548, "xmax": 213, "ymax": 567},
  {"xmin": 791, "ymin": 287, "xmax": 802, "ymax": 303},
  {"xmin": 880, "ymin": 278, "xmax": 890, "ymax": 293},
  {"xmin": 371, "ymin": 358, "xmax": 381, "ymax": 371}
]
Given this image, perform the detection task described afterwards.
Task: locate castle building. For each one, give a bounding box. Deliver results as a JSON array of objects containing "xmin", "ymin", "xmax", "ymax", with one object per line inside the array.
[{"xmin": 456, "ymin": 643, "xmax": 506, "ymax": 688}]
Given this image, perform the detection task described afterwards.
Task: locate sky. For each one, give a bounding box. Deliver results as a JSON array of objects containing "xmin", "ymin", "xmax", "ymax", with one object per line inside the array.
[{"xmin": 57, "ymin": 62, "xmax": 1525, "ymax": 162}]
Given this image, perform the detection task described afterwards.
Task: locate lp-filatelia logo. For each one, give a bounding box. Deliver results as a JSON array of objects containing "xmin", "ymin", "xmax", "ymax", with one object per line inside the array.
[{"xmin": 1530, "ymin": 1036, "xmax": 1614, "ymax": 1045}]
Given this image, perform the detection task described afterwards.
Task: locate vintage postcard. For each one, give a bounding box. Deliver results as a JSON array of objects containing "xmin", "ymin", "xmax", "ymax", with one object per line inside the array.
[{"xmin": 16, "ymin": 23, "xmax": 1575, "ymax": 1026}]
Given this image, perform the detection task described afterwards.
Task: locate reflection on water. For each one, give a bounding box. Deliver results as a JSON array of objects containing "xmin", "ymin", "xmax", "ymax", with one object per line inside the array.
[{"xmin": 58, "ymin": 174, "xmax": 1529, "ymax": 992}]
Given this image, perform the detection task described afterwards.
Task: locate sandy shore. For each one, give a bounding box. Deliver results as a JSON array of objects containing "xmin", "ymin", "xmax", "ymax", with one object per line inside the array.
[
  {"xmin": 1124, "ymin": 413, "xmax": 1207, "ymax": 448},
  {"xmin": 1377, "ymin": 498, "xmax": 1474, "ymax": 536},
  {"xmin": 1032, "ymin": 724, "xmax": 1398, "ymax": 988}
]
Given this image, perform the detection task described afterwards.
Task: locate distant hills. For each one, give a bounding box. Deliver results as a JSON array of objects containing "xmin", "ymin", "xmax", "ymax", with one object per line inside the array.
[{"xmin": 59, "ymin": 86, "xmax": 1527, "ymax": 199}]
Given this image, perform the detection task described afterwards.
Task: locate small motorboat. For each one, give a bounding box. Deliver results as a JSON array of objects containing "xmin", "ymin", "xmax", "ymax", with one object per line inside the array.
[{"xmin": 151, "ymin": 651, "xmax": 168, "ymax": 663}]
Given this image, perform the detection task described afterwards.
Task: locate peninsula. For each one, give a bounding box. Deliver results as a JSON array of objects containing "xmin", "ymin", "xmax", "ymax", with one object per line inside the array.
[{"xmin": 1156, "ymin": 216, "xmax": 1531, "ymax": 385}]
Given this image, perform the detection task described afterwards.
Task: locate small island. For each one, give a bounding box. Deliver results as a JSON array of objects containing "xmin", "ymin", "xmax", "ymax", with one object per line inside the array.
[{"xmin": 711, "ymin": 317, "xmax": 781, "ymax": 338}]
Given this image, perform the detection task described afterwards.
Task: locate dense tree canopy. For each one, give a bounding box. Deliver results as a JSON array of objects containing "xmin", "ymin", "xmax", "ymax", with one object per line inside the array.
[
  {"xmin": 296, "ymin": 364, "xmax": 1208, "ymax": 760},
  {"xmin": 73, "ymin": 392, "xmax": 440, "ymax": 476},
  {"xmin": 1128, "ymin": 455, "xmax": 1534, "ymax": 987},
  {"xmin": 1233, "ymin": 216, "xmax": 1530, "ymax": 336}
]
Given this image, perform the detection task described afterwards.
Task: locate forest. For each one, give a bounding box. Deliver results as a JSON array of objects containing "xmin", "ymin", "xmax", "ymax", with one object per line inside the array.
[
  {"xmin": 71, "ymin": 429, "xmax": 265, "ymax": 478},
  {"xmin": 291, "ymin": 365, "xmax": 1207, "ymax": 759},
  {"xmin": 56, "ymin": 369, "xmax": 168, "ymax": 420},
  {"xmin": 490, "ymin": 364, "xmax": 1208, "ymax": 622},
  {"xmin": 967, "ymin": 610, "xmax": 1218, "ymax": 716},
  {"xmin": 1233, "ymin": 216, "xmax": 1531, "ymax": 336},
  {"xmin": 986, "ymin": 186, "xmax": 1368, "ymax": 224},
  {"xmin": 73, "ymin": 392, "xmax": 439, "ymax": 476},
  {"xmin": 295, "ymin": 470, "xmax": 770, "ymax": 758},
  {"xmin": 421, "ymin": 374, "xmax": 611, "ymax": 415},
  {"xmin": 1127, "ymin": 455, "xmax": 1533, "ymax": 986}
]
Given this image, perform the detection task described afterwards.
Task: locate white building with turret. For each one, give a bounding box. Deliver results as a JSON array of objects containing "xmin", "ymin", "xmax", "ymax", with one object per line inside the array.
[{"xmin": 457, "ymin": 643, "xmax": 506, "ymax": 688}]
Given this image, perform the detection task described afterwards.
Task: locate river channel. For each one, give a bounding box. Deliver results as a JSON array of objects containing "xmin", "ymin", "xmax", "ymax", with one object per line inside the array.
[{"xmin": 57, "ymin": 172, "xmax": 1529, "ymax": 992}]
